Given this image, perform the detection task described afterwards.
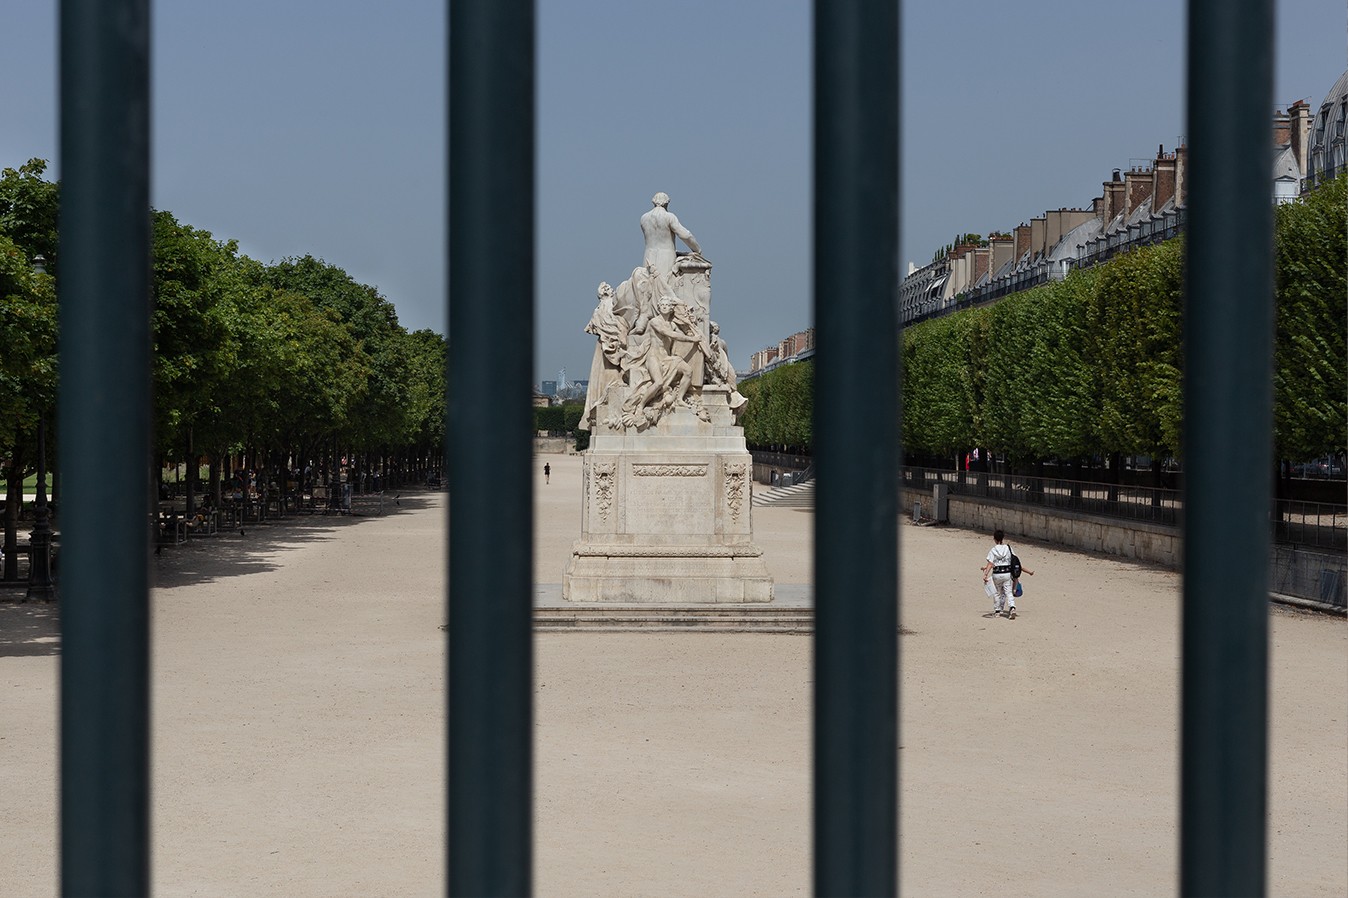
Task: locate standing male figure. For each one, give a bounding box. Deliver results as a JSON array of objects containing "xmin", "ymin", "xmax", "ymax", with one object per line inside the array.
[
  {"xmin": 544, "ymin": 462, "xmax": 551, "ymax": 485},
  {"xmin": 640, "ymin": 192, "xmax": 701, "ymax": 277}
]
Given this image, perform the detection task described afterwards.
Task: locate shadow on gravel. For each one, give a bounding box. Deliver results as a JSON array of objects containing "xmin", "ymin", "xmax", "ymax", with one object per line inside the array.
[
  {"xmin": 153, "ymin": 489, "xmax": 442, "ymax": 589},
  {"xmin": 0, "ymin": 600, "xmax": 61, "ymax": 658}
]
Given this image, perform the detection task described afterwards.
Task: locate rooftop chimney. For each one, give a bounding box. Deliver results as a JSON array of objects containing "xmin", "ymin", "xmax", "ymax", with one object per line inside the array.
[
  {"xmin": 1272, "ymin": 108, "xmax": 1291, "ymax": 148},
  {"xmin": 1014, "ymin": 224, "xmax": 1032, "ymax": 261},
  {"xmin": 1153, "ymin": 147, "xmax": 1177, "ymax": 209},
  {"xmin": 1290, "ymin": 100, "xmax": 1311, "ymax": 181},
  {"xmin": 1123, "ymin": 168, "xmax": 1155, "ymax": 218}
]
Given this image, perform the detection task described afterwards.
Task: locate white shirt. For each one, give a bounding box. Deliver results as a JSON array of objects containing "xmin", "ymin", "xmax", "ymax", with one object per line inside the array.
[{"xmin": 986, "ymin": 544, "xmax": 1012, "ymax": 569}]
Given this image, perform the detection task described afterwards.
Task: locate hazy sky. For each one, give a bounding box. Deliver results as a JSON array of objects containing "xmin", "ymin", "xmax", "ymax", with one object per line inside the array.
[{"xmin": 3, "ymin": 1, "xmax": 1343, "ymax": 383}]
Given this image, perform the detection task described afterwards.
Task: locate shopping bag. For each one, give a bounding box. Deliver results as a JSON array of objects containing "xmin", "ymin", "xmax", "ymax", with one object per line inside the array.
[{"xmin": 1013, "ymin": 580, "xmax": 1024, "ymax": 598}]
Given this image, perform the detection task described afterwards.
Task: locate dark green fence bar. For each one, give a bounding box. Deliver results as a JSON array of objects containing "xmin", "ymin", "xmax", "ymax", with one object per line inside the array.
[
  {"xmin": 446, "ymin": 0, "xmax": 535, "ymax": 895},
  {"xmin": 1181, "ymin": 1, "xmax": 1272, "ymax": 894},
  {"xmin": 58, "ymin": 0, "xmax": 153, "ymax": 894},
  {"xmin": 812, "ymin": 1, "xmax": 900, "ymax": 895}
]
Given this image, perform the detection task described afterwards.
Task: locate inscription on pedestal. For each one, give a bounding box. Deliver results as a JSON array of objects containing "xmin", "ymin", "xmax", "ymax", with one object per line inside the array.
[{"xmin": 632, "ymin": 464, "xmax": 707, "ymax": 477}]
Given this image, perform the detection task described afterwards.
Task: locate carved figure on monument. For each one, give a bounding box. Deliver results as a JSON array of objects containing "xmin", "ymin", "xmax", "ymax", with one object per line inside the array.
[
  {"xmin": 707, "ymin": 321, "xmax": 748, "ymax": 417},
  {"xmin": 621, "ymin": 297, "xmax": 713, "ymax": 429},
  {"xmin": 640, "ymin": 191, "xmax": 702, "ymax": 278},
  {"xmin": 580, "ymin": 281, "xmax": 630, "ymax": 431}
]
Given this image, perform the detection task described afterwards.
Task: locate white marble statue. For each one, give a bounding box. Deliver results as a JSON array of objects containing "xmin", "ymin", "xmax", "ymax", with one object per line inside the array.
[
  {"xmin": 640, "ymin": 192, "xmax": 702, "ymax": 278},
  {"xmin": 566, "ymin": 194, "xmax": 773, "ymax": 603},
  {"xmin": 621, "ymin": 296, "xmax": 712, "ymax": 429},
  {"xmin": 580, "ymin": 282, "xmax": 629, "ymax": 431},
  {"xmin": 579, "ymin": 193, "xmax": 748, "ymax": 432}
]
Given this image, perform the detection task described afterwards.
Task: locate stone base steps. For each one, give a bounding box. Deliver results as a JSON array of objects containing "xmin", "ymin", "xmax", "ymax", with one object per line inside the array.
[
  {"xmin": 535, "ymin": 604, "xmax": 813, "ymax": 632},
  {"xmin": 752, "ymin": 481, "xmax": 816, "ymax": 508}
]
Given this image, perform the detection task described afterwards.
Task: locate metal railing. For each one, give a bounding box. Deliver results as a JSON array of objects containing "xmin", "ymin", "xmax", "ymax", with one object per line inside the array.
[
  {"xmin": 52, "ymin": 1, "xmax": 1276, "ymax": 895},
  {"xmin": 904, "ymin": 466, "xmax": 1181, "ymax": 526},
  {"xmin": 1272, "ymin": 499, "xmax": 1348, "ymax": 552},
  {"xmin": 904, "ymin": 466, "xmax": 1346, "ymax": 552}
]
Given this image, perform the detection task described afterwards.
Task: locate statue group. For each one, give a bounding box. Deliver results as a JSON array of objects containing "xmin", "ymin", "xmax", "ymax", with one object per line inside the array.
[
  {"xmin": 564, "ymin": 193, "xmax": 772, "ymax": 604},
  {"xmin": 580, "ymin": 192, "xmax": 746, "ymax": 434}
]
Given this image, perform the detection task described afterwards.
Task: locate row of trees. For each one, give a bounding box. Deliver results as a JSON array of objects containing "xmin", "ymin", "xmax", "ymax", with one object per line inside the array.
[
  {"xmin": 738, "ymin": 361, "xmax": 812, "ymax": 452},
  {"xmin": 740, "ymin": 174, "xmax": 1346, "ymax": 472},
  {"xmin": 1, "ymin": 159, "xmax": 447, "ymax": 569}
]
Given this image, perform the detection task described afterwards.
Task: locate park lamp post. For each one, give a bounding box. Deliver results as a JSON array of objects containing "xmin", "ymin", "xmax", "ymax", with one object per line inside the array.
[
  {"xmin": 26, "ymin": 252, "xmax": 56, "ymax": 602},
  {"xmin": 26, "ymin": 416, "xmax": 57, "ymax": 602}
]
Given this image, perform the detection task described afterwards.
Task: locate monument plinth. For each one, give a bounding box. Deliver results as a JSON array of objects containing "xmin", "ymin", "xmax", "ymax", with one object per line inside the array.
[{"xmin": 563, "ymin": 194, "xmax": 772, "ymax": 604}]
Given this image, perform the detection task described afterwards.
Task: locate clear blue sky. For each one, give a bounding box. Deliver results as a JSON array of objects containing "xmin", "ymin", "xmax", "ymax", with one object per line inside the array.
[{"xmin": 2, "ymin": 1, "xmax": 1343, "ymax": 383}]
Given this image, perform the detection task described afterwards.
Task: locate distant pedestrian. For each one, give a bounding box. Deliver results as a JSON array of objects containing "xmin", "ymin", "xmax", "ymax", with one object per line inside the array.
[
  {"xmin": 544, "ymin": 463, "xmax": 551, "ymax": 485},
  {"xmin": 981, "ymin": 528, "xmax": 1016, "ymax": 619}
]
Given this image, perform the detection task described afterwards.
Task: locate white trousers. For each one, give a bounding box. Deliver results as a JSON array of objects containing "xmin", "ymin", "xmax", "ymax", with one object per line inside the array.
[{"xmin": 991, "ymin": 573, "xmax": 1014, "ymax": 611}]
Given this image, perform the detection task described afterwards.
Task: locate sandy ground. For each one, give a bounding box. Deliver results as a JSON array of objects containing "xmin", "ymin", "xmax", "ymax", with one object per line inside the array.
[{"xmin": 1, "ymin": 451, "xmax": 1344, "ymax": 896}]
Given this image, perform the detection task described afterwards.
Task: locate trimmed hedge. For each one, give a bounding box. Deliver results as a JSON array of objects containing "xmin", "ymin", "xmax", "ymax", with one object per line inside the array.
[{"xmin": 743, "ymin": 175, "xmax": 1347, "ymax": 466}]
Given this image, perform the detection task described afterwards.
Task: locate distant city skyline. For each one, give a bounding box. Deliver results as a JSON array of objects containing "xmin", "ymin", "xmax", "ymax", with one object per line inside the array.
[{"xmin": 2, "ymin": 1, "xmax": 1342, "ymax": 380}]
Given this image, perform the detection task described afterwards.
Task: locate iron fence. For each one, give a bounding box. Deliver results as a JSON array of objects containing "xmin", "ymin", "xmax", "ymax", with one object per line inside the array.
[
  {"xmin": 1272, "ymin": 499, "xmax": 1348, "ymax": 552},
  {"xmin": 906, "ymin": 467, "xmax": 1346, "ymax": 554},
  {"xmin": 52, "ymin": 0, "xmax": 1280, "ymax": 894},
  {"xmin": 904, "ymin": 466, "xmax": 1181, "ymax": 526}
]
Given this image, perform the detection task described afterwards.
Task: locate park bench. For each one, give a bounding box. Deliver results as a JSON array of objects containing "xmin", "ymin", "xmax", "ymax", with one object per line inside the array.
[
  {"xmin": 185, "ymin": 509, "xmax": 218, "ymax": 538},
  {"xmin": 156, "ymin": 511, "xmax": 187, "ymax": 546}
]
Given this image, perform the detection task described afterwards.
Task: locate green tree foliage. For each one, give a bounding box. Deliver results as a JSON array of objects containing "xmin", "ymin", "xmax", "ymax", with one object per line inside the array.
[
  {"xmin": 266, "ymin": 256, "xmax": 412, "ymax": 448},
  {"xmin": 0, "ymin": 163, "xmax": 59, "ymax": 473},
  {"xmin": 979, "ymin": 271, "xmax": 1102, "ymax": 461},
  {"xmin": 1274, "ymin": 174, "xmax": 1347, "ymax": 461},
  {"xmin": 769, "ymin": 190, "xmax": 1340, "ymax": 469},
  {"xmin": 901, "ymin": 310, "xmax": 977, "ymax": 457},
  {"xmin": 0, "ymin": 160, "xmax": 450, "ymax": 496},
  {"xmin": 0, "ymin": 160, "xmax": 60, "ymax": 273},
  {"xmin": 1092, "ymin": 239, "xmax": 1183, "ymax": 458},
  {"xmin": 739, "ymin": 361, "xmax": 813, "ymax": 451},
  {"xmin": 403, "ymin": 328, "xmax": 449, "ymax": 450},
  {"xmin": 151, "ymin": 211, "xmax": 241, "ymax": 446},
  {"xmin": 901, "ymin": 241, "xmax": 1184, "ymax": 464},
  {"xmin": 534, "ymin": 405, "xmax": 565, "ymax": 433},
  {"xmin": 0, "ymin": 234, "xmax": 57, "ymax": 470}
]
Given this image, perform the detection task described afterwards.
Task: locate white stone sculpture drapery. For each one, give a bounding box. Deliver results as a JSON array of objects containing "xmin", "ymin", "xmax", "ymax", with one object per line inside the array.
[{"xmin": 579, "ymin": 193, "xmax": 747, "ymax": 433}]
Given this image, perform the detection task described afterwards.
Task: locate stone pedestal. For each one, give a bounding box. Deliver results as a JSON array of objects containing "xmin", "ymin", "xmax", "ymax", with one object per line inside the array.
[{"xmin": 564, "ymin": 387, "xmax": 773, "ymax": 603}]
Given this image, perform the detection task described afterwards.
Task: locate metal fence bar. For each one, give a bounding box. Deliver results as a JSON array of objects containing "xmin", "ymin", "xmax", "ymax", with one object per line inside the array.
[
  {"xmin": 57, "ymin": 0, "xmax": 154, "ymax": 894},
  {"xmin": 1182, "ymin": 1, "xmax": 1273, "ymax": 894},
  {"xmin": 446, "ymin": 1, "xmax": 535, "ymax": 895},
  {"xmin": 812, "ymin": 1, "xmax": 900, "ymax": 894}
]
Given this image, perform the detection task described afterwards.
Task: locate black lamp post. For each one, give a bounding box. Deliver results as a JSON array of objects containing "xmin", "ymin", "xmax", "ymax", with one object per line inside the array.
[
  {"xmin": 26, "ymin": 415, "xmax": 56, "ymax": 602},
  {"xmin": 26, "ymin": 253, "xmax": 56, "ymax": 602}
]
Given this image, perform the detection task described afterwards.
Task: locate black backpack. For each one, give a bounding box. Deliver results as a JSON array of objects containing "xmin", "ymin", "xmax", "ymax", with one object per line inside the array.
[{"xmin": 1008, "ymin": 546, "xmax": 1022, "ymax": 579}]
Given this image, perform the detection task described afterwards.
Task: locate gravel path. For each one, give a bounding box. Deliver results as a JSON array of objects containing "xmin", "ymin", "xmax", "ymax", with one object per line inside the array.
[{"xmin": 2, "ymin": 452, "xmax": 1344, "ymax": 896}]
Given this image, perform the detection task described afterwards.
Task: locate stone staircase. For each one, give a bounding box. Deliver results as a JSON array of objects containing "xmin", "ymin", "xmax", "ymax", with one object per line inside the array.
[
  {"xmin": 752, "ymin": 480, "xmax": 816, "ymax": 508},
  {"xmin": 534, "ymin": 604, "xmax": 813, "ymax": 633}
]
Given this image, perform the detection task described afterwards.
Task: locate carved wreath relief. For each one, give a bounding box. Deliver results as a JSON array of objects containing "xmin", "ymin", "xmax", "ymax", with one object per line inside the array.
[
  {"xmin": 723, "ymin": 461, "xmax": 747, "ymax": 523},
  {"xmin": 592, "ymin": 462, "xmax": 616, "ymax": 523}
]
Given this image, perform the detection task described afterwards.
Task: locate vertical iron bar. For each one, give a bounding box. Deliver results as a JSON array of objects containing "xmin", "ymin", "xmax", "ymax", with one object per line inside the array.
[
  {"xmin": 1182, "ymin": 1, "xmax": 1272, "ymax": 894},
  {"xmin": 446, "ymin": 1, "xmax": 534, "ymax": 895},
  {"xmin": 58, "ymin": 0, "xmax": 153, "ymax": 894},
  {"xmin": 813, "ymin": 1, "xmax": 900, "ymax": 895}
]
